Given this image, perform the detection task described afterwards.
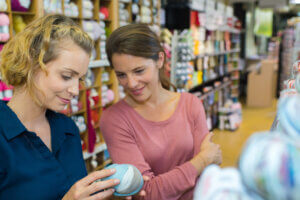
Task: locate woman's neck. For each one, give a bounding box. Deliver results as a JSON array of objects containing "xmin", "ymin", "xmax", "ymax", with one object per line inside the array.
[
  {"xmin": 126, "ymin": 84, "xmax": 174, "ymax": 108},
  {"xmin": 7, "ymin": 89, "xmax": 46, "ymax": 125}
]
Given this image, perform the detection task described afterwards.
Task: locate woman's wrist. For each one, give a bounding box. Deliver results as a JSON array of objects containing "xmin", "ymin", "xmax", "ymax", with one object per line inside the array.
[{"xmin": 190, "ymin": 153, "xmax": 208, "ymax": 176}]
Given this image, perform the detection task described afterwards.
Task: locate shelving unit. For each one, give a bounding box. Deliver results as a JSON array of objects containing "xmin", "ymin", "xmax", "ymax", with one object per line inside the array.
[{"xmin": 168, "ymin": 1, "xmax": 242, "ymax": 131}]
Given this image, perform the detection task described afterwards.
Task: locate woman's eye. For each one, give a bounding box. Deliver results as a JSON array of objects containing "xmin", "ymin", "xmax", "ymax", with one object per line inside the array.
[
  {"xmin": 135, "ymin": 69, "xmax": 144, "ymax": 74},
  {"xmin": 117, "ymin": 74, "xmax": 126, "ymax": 79},
  {"xmin": 62, "ymin": 75, "xmax": 71, "ymax": 81}
]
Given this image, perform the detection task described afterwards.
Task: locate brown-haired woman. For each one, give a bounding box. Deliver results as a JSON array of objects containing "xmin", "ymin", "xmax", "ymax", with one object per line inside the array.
[
  {"xmin": 0, "ymin": 14, "xmax": 121, "ymax": 200},
  {"xmin": 101, "ymin": 23, "xmax": 222, "ymax": 199}
]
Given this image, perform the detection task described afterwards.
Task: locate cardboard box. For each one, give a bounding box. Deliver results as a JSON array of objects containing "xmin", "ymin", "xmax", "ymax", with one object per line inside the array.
[{"xmin": 247, "ymin": 59, "xmax": 278, "ymax": 107}]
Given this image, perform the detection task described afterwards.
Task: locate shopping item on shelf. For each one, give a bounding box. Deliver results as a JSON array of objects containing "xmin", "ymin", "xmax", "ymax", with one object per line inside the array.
[
  {"xmin": 194, "ymin": 164, "xmax": 259, "ymax": 200},
  {"xmin": 82, "ymin": 0, "xmax": 93, "ymax": 18},
  {"xmin": 0, "ymin": 13, "xmax": 9, "ymax": 42},
  {"xmin": 99, "ymin": 164, "xmax": 144, "ymax": 196},
  {"xmin": 11, "ymin": 0, "xmax": 31, "ymax": 12},
  {"xmin": 0, "ymin": 0, "xmax": 7, "ymax": 11},
  {"xmin": 13, "ymin": 15, "xmax": 26, "ymax": 34},
  {"xmin": 239, "ymin": 132, "xmax": 300, "ymax": 200}
]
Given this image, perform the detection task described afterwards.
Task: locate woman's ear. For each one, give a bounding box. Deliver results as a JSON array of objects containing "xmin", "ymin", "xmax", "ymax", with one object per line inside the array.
[{"xmin": 157, "ymin": 52, "xmax": 164, "ymax": 69}]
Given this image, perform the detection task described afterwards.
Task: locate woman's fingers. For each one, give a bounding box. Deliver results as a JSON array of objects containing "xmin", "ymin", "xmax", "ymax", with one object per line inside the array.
[
  {"xmin": 79, "ymin": 169, "xmax": 117, "ymax": 186},
  {"xmin": 86, "ymin": 188, "xmax": 115, "ymax": 200},
  {"xmin": 203, "ymin": 132, "xmax": 213, "ymax": 144},
  {"xmin": 138, "ymin": 190, "xmax": 146, "ymax": 196},
  {"xmin": 84, "ymin": 179, "xmax": 120, "ymax": 197},
  {"xmin": 142, "ymin": 175, "xmax": 150, "ymax": 181}
]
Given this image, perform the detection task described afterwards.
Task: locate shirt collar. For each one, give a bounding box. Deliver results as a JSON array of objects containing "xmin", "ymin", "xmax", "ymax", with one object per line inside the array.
[
  {"xmin": 0, "ymin": 101, "xmax": 75, "ymax": 141},
  {"xmin": 0, "ymin": 100, "xmax": 27, "ymax": 140}
]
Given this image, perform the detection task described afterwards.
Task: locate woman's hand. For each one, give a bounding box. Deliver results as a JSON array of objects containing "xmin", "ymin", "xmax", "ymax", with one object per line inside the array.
[
  {"xmin": 62, "ymin": 169, "xmax": 120, "ymax": 200},
  {"xmin": 190, "ymin": 132, "xmax": 222, "ymax": 175}
]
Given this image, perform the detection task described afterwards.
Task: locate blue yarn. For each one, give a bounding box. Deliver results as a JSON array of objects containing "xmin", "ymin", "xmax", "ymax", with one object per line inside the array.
[{"xmin": 102, "ymin": 164, "xmax": 144, "ymax": 197}]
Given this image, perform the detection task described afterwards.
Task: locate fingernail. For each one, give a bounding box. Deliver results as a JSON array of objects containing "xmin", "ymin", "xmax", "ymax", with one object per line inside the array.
[
  {"xmin": 114, "ymin": 179, "xmax": 120, "ymax": 184},
  {"xmin": 111, "ymin": 189, "xmax": 115, "ymax": 192}
]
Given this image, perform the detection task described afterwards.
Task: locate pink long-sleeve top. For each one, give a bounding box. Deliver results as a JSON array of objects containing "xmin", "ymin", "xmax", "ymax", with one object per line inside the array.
[{"xmin": 100, "ymin": 92, "xmax": 209, "ymax": 200}]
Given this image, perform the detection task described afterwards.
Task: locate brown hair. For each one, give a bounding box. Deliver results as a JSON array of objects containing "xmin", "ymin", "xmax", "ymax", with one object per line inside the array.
[
  {"xmin": 106, "ymin": 23, "xmax": 175, "ymax": 90},
  {"xmin": 0, "ymin": 14, "xmax": 93, "ymax": 104}
]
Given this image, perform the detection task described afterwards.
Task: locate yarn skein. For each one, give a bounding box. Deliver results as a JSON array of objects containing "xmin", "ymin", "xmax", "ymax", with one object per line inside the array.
[
  {"xmin": 101, "ymin": 164, "xmax": 144, "ymax": 196},
  {"xmin": 239, "ymin": 132, "xmax": 300, "ymax": 200}
]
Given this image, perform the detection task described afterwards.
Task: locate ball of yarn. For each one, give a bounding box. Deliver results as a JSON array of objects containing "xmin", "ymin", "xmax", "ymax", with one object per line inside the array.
[
  {"xmin": 0, "ymin": 0, "xmax": 7, "ymax": 11},
  {"xmin": 101, "ymin": 164, "xmax": 144, "ymax": 196},
  {"xmin": 296, "ymin": 74, "xmax": 300, "ymax": 93},
  {"xmin": 0, "ymin": 13, "xmax": 9, "ymax": 26},
  {"xmin": 13, "ymin": 15, "xmax": 26, "ymax": 33},
  {"xmin": 100, "ymin": 7, "xmax": 109, "ymax": 20},
  {"xmin": 277, "ymin": 95, "xmax": 300, "ymax": 141},
  {"xmin": 11, "ymin": 0, "xmax": 31, "ymax": 12},
  {"xmin": 239, "ymin": 132, "xmax": 300, "ymax": 200},
  {"xmin": 106, "ymin": 89, "xmax": 114, "ymax": 102},
  {"xmin": 194, "ymin": 165, "xmax": 256, "ymax": 200}
]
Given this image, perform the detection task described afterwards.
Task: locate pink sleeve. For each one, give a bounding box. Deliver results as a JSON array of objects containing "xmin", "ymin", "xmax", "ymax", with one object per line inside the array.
[
  {"xmin": 190, "ymin": 94, "xmax": 209, "ymax": 155},
  {"xmin": 100, "ymin": 110, "xmax": 199, "ymax": 200}
]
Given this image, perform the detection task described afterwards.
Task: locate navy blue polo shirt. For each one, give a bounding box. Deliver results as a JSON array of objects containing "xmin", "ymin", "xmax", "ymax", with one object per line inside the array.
[{"xmin": 0, "ymin": 101, "xmax": 87, "ymax": 200}]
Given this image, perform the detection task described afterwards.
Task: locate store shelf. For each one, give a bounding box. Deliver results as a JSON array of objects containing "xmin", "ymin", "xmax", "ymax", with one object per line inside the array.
[
  {"xmin": 89, "ymin": 60, "xmax": 110, "ymax": 68},
  {"xmin": 196, "ymin": 81, "xmax": 231, "ymax": 100},
  {"xmin": 119, "ymin": 0, "xmax": 131, "ymax": 3},
  {"xmin": 196, "ymin": 49, "xmax": 241, "ymax": 58},
  {"xmin": 189, "ymin": 73, "xmax": 231, "ymax": 93},
  {"xmin": 95, "ymin": 159, "xmax": 112, "ymax": 171},
  {"xmin": 83, "ymin": 143, "xmax": 107, "ymax": 160}
]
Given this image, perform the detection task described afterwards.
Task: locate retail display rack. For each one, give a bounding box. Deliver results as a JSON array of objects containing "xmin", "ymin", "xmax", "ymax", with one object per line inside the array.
[{"xmin": 169, "ymin": 0, "xmax": 243, "ymax": 131}]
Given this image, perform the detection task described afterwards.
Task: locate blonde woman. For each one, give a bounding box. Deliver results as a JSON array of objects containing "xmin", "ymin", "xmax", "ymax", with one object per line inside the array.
[{"xmin": 0, "ymin": 14, "xmax": 121, "ymax": 200}]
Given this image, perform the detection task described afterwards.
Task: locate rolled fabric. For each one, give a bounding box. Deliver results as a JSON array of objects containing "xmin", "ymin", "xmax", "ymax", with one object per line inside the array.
[{"xmin": 239, "ymin": 132, "xmax": 300, "ymax": 200}]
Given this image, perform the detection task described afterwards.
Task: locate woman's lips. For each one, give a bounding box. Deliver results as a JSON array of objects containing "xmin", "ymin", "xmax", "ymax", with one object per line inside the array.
[
  {"xmin": 58, "ymin": 96, "xmax": 71, "ymax": 104},
  {"xmin": 131, "ymin": 86, "xmax": 145, "ymax": 96}
]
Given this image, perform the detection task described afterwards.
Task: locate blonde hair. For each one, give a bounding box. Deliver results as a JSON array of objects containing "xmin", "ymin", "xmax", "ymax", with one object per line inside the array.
[{"xmin": 0, "ymin": 14, "xmax": 93, "ymax": 104}]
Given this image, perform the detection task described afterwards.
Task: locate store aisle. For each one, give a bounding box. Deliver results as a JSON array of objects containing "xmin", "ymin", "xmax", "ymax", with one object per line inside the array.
[{"xmin": 212, "ymin": 100, "xmax": 277, "ymax": 168}]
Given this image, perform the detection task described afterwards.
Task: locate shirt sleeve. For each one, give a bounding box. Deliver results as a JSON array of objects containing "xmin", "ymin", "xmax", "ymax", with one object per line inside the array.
[
  {"xmin": 100, "ymin": 109, "xmax": 199, "ymax": 200},
  {"xmin": 190, "ymin": 94, "xmax": 209, "ymax": 155}
]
